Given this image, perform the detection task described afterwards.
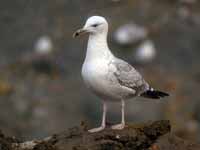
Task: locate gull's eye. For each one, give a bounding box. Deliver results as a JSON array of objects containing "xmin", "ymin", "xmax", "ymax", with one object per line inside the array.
[{"xmin": 92, "ymin": 24, "xmax": 99, "ymax": 27}]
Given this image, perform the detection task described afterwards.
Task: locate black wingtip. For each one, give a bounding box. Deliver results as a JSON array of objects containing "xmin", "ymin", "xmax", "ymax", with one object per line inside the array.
[{"xmin": 141, "ymin": 90, "xmax": 169, "ymax": 99}]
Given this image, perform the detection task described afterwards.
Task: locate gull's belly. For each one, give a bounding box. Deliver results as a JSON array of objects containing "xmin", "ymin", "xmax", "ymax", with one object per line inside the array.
[{"xmin": 82, "ymin": 60, "xmax": 134, "ymax": 101}]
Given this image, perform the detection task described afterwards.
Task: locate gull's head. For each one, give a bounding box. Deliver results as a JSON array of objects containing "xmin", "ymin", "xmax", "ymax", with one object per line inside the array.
[{"xmin": 73, "ymin": 16, "xmax": 108, "ymax": 38}]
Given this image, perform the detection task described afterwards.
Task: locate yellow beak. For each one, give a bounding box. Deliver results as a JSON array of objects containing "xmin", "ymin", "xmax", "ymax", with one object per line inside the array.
[{"xmin": 73, "ymin": 28, "xmax": 88, "ymax": 38}]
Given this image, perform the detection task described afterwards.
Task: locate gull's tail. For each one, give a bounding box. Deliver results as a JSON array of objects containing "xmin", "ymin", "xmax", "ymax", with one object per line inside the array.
[{"xmin": 140, "ymin": 88, "xmax": 169, "ymax": 99}]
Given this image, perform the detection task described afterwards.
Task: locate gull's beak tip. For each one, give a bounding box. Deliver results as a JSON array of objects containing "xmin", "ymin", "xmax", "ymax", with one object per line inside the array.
[
  {"xmin": 73, "ymin": 29, "xmax": 82, "ymax": 38},
  {"xmin": 73, "ymin": 31, "xmax": 79, "ymax": 38},
  {"xmin": 73, "ymin": 28, "xmax": 87, "ymax": 38}
]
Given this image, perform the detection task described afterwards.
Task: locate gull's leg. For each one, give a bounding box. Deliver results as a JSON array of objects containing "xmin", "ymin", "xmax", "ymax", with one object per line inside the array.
[
  {"xmin": 88, "ymin": 101, "xmax": 107, "ymax": 133},
  {"xmin": 111, "ymin": 99, "xmax": 125, "ymax": 130}
]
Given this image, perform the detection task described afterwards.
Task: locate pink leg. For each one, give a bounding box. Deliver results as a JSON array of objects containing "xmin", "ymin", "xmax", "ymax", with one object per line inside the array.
[
  {"xmin": 111, "ymin": 99, "xmax": 125, "ymax": 130},
  {"xmin": 88, "ymin": 101, "xmax": 107, "ymax": 133}
]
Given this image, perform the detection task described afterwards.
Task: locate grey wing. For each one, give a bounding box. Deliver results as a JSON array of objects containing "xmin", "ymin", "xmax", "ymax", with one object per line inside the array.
[{"xmin": 110, "ymin": 58, "xmax": 149, "ymax": 96}]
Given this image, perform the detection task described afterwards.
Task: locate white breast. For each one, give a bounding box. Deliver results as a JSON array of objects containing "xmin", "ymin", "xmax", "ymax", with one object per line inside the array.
[
  {"xmin": 82, "ymin": 59, "xmax": 114, "ymax": 100},
  {"xmin": 82, "ymin": 58, "xmax": 109, "ymax": 90}
]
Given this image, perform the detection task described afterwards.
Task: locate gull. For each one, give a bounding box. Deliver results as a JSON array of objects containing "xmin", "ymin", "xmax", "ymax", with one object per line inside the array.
[
  {"xmin": 114, "ymin": 23, "xmax": 147, "ymax": 46},
  {"xmin": 34, "ymin": 36, "xmax": 53, "ymax": 55},
  {"xmin": 73, "ymin": 16, "xmax": 169, "ymax": 133},
  {"xmin": 134, "ymin": 40, "xmax": 156, "ymax": 63}
]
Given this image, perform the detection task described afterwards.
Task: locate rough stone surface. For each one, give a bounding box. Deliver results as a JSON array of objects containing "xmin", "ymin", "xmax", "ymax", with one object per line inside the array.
[{"xmin": 1, "ymin": 120, "xmax": 200, "ymax": 150}]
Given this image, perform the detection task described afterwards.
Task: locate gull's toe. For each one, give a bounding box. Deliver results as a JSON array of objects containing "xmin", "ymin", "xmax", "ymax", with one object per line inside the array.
[
  {"xmin": 111, "ymin": 123, "xmax": 125, "ymax": 130},
  {"xmin": 88, "ymin": 126, "xmax": 105, "ymax": 133}
]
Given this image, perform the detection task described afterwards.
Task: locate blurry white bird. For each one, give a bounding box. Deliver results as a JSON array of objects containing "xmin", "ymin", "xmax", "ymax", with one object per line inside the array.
[
  {"xmin": 134, "ymin": 40, "xmax": 156, "ymax": 63},
  {"xmin": 34, "ymin": 36, "xmax": 53, "ymax": 55},
  {"xmin": 73, "ymin": 16, "xmax": 169, "ymax": 133},
  {"xmin": 114, "ymin": 23, "xmax": 147, "ymax": 46}
]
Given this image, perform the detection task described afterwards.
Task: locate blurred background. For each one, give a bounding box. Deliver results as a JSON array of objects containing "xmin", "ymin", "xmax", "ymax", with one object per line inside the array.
[{"xmin": 0, "ymin": 0, "xmax": 200, "ymax": 142}]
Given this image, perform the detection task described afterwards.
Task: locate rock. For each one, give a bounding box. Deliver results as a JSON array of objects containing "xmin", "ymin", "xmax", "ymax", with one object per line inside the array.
[
  {"xmin": 154, "ymin": 133, "xmax": 200, "ymax": 150},
  {"xmin": 2, "ymin": 120, "xmax": 200, "ymax": 150},
  {"xmin": 0, "ymin": 130, "xmax": 20, "ymax": 150},
  {"xmin": 0, "ymin": 120, "xmax": 171, "ymax": 150}
]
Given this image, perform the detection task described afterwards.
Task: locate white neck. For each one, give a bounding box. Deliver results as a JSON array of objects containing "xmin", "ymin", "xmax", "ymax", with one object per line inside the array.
[{"xmin": 85, "ymin": 32, "xmax": 114, "ymax": 61}]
